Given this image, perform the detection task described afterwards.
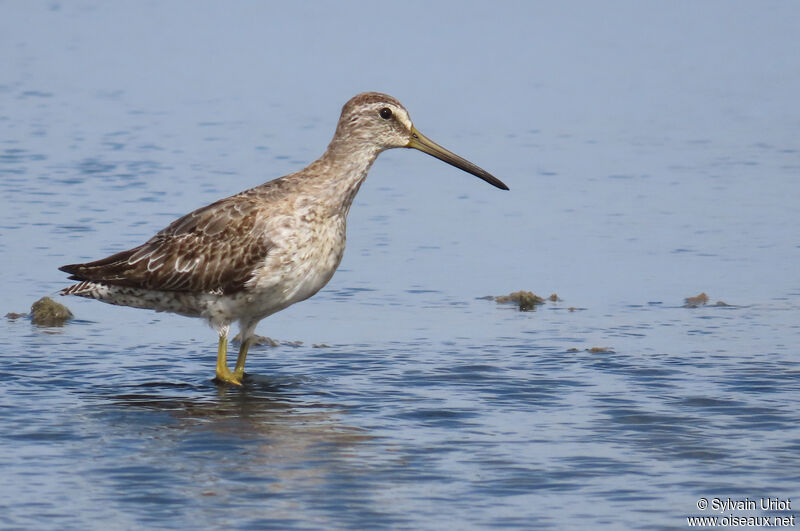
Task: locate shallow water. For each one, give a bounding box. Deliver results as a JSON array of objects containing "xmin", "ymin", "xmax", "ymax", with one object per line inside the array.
[{"xmin": 2, "ymin": 2, "xmax": 800, "ymax": 530}]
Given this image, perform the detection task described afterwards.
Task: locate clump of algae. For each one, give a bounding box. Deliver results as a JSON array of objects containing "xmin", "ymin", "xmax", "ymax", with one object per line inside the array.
[
  {"xmin": 495, "ymin": 290, "xmax": 546, "ymax": 311},
  {"xmin": 683, "ymin": 292, "xmax": 709, "ymax": 308},
  {"xmin": 31, "ymin": 296, "xmax": 73, "ymax": 327}
]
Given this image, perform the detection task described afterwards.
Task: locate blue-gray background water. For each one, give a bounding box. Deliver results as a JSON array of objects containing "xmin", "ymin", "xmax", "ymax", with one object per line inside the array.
[{"xmin": 2, "ymin": 2, "xmax": 799, "ymax": 529}]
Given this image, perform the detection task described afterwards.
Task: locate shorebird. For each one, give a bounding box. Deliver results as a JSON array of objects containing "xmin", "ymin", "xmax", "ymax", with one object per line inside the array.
[{"xmin": 60, "ymin": 92, "xmax": 508, "ymax": 385}]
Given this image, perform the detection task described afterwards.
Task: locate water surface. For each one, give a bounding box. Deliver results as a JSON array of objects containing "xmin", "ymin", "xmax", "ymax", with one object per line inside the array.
[{"xmin": 2, "ymin": 2, "xmax": 799, "ymax": 529}]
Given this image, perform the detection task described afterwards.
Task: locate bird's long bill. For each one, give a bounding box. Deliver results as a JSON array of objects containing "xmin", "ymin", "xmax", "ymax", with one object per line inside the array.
[{"xmin": 407, "ymin": 126, "xmax": 509, "ymax": 190}]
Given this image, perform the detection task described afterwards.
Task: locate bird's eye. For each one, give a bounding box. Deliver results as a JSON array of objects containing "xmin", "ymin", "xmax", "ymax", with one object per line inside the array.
[{"xmin": 379, "ymin": 107, "xmax": 393, "ymax": 120}]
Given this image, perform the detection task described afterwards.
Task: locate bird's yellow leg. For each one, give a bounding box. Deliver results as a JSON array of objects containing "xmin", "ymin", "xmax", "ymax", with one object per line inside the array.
[
  {"xmin": 233, "ymin": 338, "xmax": 252, "ymax": 381},
  {"xmin": 214, "ymin": 334, "xmax": 242, "ymax": 386}
]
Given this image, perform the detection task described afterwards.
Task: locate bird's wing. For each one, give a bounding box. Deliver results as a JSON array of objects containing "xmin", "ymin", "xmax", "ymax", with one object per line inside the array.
[{"xmin": 59, "ymin": 196, "xmax": 273, "ymax": 294}]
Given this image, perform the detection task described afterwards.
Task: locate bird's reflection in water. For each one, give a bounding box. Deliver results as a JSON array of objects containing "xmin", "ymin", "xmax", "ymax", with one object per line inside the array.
[{"xmin": 93, "ymin": 375, "xmax": 374, "ymax": 501}]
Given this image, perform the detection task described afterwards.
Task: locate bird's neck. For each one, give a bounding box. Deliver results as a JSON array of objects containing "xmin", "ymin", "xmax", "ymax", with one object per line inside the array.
[{"xmin": 304, "ymin": 137, "xmax": 384, "ymax": 217}]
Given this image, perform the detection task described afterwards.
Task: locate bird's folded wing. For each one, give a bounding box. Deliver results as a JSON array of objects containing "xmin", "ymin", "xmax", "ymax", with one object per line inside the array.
[{"xmin": 60, "ymin": 197, "xmax": 273, "ymax": 294}]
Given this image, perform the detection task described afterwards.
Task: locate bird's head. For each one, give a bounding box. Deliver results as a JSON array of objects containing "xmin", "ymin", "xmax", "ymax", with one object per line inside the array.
[{"xmin": 335, "ymin": 92, "xmax": 509, "ymax": 190}]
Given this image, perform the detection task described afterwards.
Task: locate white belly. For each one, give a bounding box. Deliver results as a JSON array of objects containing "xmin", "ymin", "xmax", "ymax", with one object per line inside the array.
[{"xmin": 241, "ymin": 213, "xmax": 347, "ymax": 319}]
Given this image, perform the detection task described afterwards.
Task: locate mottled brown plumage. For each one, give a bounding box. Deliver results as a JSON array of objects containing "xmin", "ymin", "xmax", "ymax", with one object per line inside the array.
[
  {"xmin": 60, "ymin": 92, "xmax": 508, "ymax": 385},
  {"xmin": 62, "ymin": 194, "xmax": 275, "ymax": 294}
]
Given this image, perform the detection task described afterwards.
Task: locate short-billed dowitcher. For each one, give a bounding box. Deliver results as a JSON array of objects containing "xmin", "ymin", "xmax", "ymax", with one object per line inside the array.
[{"xmin": 60, "ymin": 92, "xmax": 508, "ymax": 385}]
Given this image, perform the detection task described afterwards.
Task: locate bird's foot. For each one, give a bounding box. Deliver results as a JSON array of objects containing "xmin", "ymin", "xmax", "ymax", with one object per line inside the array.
[{"xmin": 213, "ymin": 366, "xmax": 243, "ymax": 386}]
